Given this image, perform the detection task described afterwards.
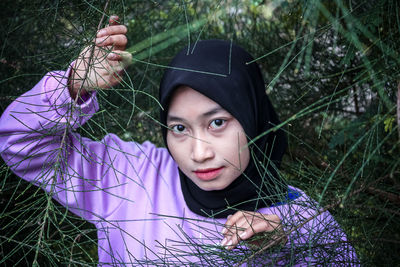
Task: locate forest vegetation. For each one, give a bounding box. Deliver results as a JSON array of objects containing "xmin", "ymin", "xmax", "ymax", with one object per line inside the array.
[{"xmin": 0, "ymin": 0, "xmax": 399, "ymax": 265}]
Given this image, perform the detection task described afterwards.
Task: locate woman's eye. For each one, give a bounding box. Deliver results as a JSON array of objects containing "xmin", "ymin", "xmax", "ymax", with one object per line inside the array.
[
  {"xmin": 209, "ymin": 119, "xmax": 226, "ymax": 129},
  {"xmin": 171, "ymin": 124, "xmax": 186, "ymax": 133}
]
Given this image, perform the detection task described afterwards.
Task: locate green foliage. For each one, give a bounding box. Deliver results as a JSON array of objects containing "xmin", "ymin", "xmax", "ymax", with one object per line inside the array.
[{"xmin": 0, "ymin": 0, "xmax": 399, "ymax": 265}]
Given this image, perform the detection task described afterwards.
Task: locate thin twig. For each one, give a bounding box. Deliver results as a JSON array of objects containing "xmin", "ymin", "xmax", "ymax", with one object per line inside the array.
[
  {"xmin": 397, "ymin": 79, "xmax": 400, "ymax": 139},
  {"xmin": 32, "ymin": 1, "xmax": 111, "ymax": 266},
  {"xmin": 73, "ymin": 1, "xmax": 111, "ymax": 103},
  {"xmin": 68, "ymin": 233, "xmax": 82, "ymax": 267},
  {"xmin": 345, "ymin": 204, "xmax": 400, "ymax": 216},
  {"xmin": 366, "ymin": 187, "xmax": 400, "ymax": 206}
]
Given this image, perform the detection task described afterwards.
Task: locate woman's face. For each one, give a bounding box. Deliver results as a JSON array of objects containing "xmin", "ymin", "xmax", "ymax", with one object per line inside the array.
[{"xmin": 166, "ymin": 86, "xmax": 250, "ymax": 191}]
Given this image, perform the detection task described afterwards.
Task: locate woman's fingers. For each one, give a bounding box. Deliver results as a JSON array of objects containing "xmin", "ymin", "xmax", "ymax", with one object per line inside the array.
[
  {"xmin": 109, "ymin": 15, "xmax": 120, "ymax": 26},
  {"xmin": 223, "ymin": 210, "xmax": 246, "ymax": 232},
  {"xmin": 106, "ymin": 50, "xmax": 132, "ymax": 69},
  {"xmin": 221, "ymin": 212, "xmax": 283, "ymax": 250},
  {"xmin": 95, "ymin": 33, "xmax": 127, "ymax": 50},
  {"xmin": 221, "ymin": 211, "xmax": 252, "ymax": 248},
  {"xmin": 226, "ymin": 219, "xmax": 276, "ymax": 249},
  {"xmin": 97, "ymin": 25, "xmax": 127, "ymax": 38},
  {"xmin": 223, "ymin": 211, "xmax": 266, "ymax": 235},
  {"xmin": 221, "ymin": 214, "xmax": 262, "ymax": 249},
  {"xmin": 96, "ymin": 15, "xmax": 127, "ymax": 50},
  {"xmin": 69, "ymin": 15, "xmax": 129, "ymax": 94}
]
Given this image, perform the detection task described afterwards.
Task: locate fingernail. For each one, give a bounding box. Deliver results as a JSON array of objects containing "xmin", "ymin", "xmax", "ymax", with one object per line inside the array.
[
  {"xmin": 107, "ymin": 53, "xmax": 116, "ymax": 59},
  {"xmin": 227, "ymin": 215, "xmax": 232, "ymax": 219},
  {"xmin": 225, "ymin": 240, "xmax": 233, "ymax": 248},
  {"xmin": 221, "ymin": 228, "xmax": 227, "ymax": 235},
  {"xmin": 97, "ymin": 29, "xmax": 106, "ymax": 37},
  {"xmin": 220, "ymin": 237, "xmax": 227, "ymax": 246},
  {"xmin": 239, "ymin": 231, "xmax": 246, "ymax": 239},
  {"xmin": 110, "ymin": 16, "xmax": 119, "ymax": 24},
  {"xmin": 95, "ymin": 37, "xmax": 106, "ymax": 45}
]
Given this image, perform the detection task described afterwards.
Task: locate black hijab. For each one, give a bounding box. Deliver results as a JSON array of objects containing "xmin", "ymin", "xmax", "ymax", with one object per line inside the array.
[{"xmin": 159, "ymin": 40, "xmax": 287, "ymax": 218}]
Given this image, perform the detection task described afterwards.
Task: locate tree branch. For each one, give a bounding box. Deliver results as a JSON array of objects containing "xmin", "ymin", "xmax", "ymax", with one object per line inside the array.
[
  {"xmin": 234, "ymin": 175, "xmax": 388, "ymax": 266},
  {"xmin": 366, "ymin": 187, "xmax": 400, "ymax": 206},
  {"xmin": 397, "ymin": 79, "xmax": 400, "ymax": 139}
]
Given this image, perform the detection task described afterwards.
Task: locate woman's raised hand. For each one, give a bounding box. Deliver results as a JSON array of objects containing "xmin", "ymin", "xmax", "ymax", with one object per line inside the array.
[
  {"xmin": 68, "ymin": 15, "xmax": 131, "ymax": 99},
  {"xmin": 221, "ymin": 211, "xmax": 287, "ymax": 250}
]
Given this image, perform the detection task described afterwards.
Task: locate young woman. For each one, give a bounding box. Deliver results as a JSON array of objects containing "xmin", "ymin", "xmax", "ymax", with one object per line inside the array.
[{"xmin": 0, "ymin": 16, "xmax": 358, "ymax": 265}]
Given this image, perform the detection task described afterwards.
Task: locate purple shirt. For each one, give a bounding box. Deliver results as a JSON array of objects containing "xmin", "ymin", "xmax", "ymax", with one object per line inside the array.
[{"xmin": 0, "ymin": 70, "xmax": 358, "ymax": 265}]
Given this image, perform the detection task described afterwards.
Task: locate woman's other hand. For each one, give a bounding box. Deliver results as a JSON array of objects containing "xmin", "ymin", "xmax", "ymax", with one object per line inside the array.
[
  {"xmin": 69, "ymin": 15, "xmax": 131, "ymax": 99},
  {"xmin": 221, "ymin": 211, "xmax": 287, "ymax": 250}
]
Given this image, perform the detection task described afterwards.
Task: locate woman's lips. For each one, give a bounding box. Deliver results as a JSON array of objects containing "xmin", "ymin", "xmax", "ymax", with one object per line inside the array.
[{"xmin": 193, "ymin": 167, "xmax": 224, "ymax": 181}]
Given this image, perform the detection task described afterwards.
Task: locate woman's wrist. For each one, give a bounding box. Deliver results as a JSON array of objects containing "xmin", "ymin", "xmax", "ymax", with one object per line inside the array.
[{"xmin": 68, "ymin": 67, "xmax": 88, "ymax": 100}]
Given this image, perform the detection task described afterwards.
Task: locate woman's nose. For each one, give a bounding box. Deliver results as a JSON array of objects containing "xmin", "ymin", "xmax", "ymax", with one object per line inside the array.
[{"xmin": 190, "ymin": 136, "xmax": 214, "ymax": 163}]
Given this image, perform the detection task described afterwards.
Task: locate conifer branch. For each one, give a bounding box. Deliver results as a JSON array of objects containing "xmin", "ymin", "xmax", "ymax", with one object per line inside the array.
[
  {"xmin": 397, "ymin": 79, "xmax": 400, "ymax": 140},
  {"xmin": 235, "ymin": 175, "xmax": 388, "ymax": 266}
]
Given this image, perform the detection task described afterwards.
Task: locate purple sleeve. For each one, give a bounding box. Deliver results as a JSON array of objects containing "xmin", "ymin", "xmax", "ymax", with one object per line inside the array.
[{"xmin": 0, "ymin": 69, "xmax": 147, "ymax": 222}]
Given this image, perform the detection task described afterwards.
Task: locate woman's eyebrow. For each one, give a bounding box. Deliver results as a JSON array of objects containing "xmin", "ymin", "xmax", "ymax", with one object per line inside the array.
[
  {"xmin": 201, "ymin": 107, "xmax": 226, "ymax": 118},
  {"xmin": 167, "ymin": 107, "xmax": 227, "ymax": 123},
  {"xmin": 166, "ymin": 115, "xmax": 186, "ymax": 123}
]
